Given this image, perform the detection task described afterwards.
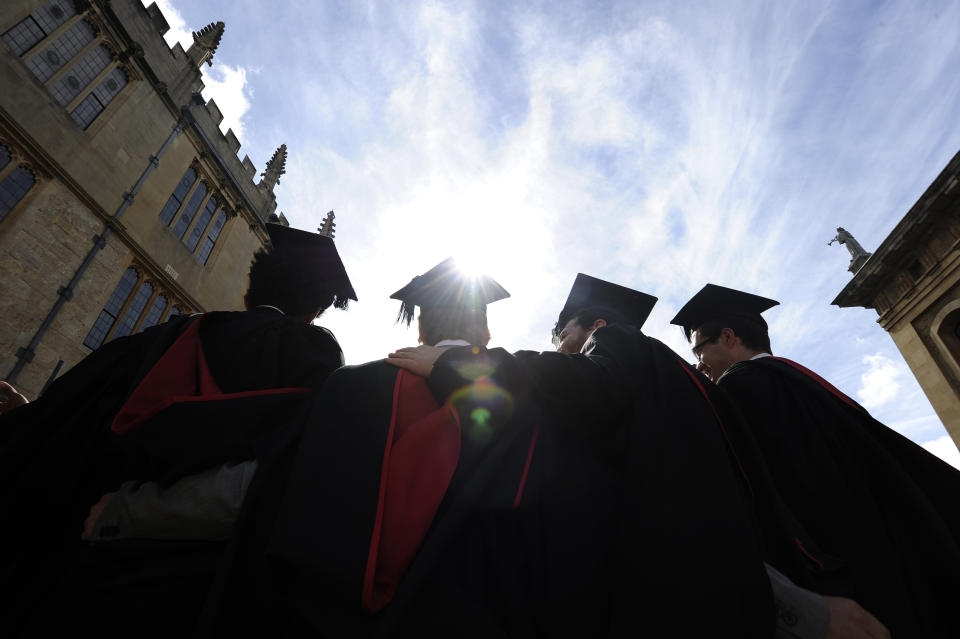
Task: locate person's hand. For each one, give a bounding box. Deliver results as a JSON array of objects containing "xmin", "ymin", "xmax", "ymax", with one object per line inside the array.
[
  {"xmin": 81, "ymin": 492, "xmax": 117, "ymax": 541},
  {"xmin": 0, "ymin": 381, "xmax": 28, "ymax": 415},
  {"xmin": 824, "ymin": 596, "xmax": 889, "ymax": 639},
  {"xmin": 386, "ymin": 345, "xmax": 450, "ymax": 377}
]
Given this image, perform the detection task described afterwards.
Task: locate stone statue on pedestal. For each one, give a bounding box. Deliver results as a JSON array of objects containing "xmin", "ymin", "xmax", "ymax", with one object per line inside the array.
[{"xmin": 829, "ymin": 227, "xmax": 872, "ymax": 274}]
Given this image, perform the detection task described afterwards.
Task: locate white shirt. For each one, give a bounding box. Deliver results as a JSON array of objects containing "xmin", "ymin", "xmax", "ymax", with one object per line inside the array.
[{"xmin": 434, "ymin": 339, "xmax": 472, "ymax": 347}]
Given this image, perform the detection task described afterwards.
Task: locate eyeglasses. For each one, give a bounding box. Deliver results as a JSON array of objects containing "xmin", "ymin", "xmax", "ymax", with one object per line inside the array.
[{"xmin": 692, "ymin": 335, "xmax": 719, "ymax": 361}]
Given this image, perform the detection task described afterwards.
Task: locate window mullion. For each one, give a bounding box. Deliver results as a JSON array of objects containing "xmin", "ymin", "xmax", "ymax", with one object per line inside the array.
[
  {"xmin": 103, "ymin": 270, "xmax": 142, "ymax": 343},
  {"xmin": 43, "ymin": 35, "xmax": 101, "ymax": 88},
  {"xmin": 167, "ymin": 177, "xmax": 203, "ymax": 228},
  {"xmin": 20, "ymin": 13, "xmax": 85, "ymax": 63},
  {"xmin": 0, "ymin": 160, "xmax": 17, "ymax": 184},
  {"xmin": 131, "ymin": 285, "xmax": 159, "ymax": 333},
  {"xmin": 64, "ymin": 59, "xmax": 117, "ymax": 113},
  {"xmin": 182, "ymin": 191, "xmax": 215, "ymax": 243}
]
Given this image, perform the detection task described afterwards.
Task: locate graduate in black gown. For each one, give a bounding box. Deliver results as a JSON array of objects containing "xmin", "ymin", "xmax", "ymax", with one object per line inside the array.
[
  {"xmin": 389, "ymin": 274, "xmax": 777, "ymax": 637},
  {"xmin": 0, "ymin": 223, "xmax": 356, "ymax": 637},
  {"xmin": 672, "ymin": 283, "xmax": 960, "ymax": 638},
  {"xmin": 245, "ymin": 258, "xmax": 549, "ymax": 638}
]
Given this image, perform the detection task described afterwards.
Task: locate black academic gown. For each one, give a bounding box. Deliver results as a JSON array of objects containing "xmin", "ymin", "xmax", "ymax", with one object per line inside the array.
[
  {"xmin": 397, "ymin": 325, "xmax": 775, "ymax": 637},
  {"xmin": 718, "ymin": 356, "xmax": 960, "ymax": 638},
  {"xmin": 235, "ymin": 350, "xmax": 542, "ymax": 638},
  {"xmin": 0, "ymin": 308, "xmax": 343, "ymax": 637}
]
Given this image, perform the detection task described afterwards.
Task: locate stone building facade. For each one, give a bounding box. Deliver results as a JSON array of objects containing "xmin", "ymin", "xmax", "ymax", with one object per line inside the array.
[
  {"xmin": 1, "ymin": 0, "xmax": 290, "ymax": 398},
  {"xmin": 834, "ymin": 148, "xmax": 960, "ymax": 437}
]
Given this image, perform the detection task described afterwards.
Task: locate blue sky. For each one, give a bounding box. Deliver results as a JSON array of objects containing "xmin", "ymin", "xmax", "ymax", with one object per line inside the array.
[{"xmin": 150, "ymin": 0, "xmax": 960, "ymax": 464}]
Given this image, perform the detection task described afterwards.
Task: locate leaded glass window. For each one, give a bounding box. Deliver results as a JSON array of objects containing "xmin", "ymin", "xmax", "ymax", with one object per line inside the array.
[
  {"xmin": 0, "ymin": 145, "xmax": 10, "ymax": 170},
  {"xmin": 171, "ymin": 181, "xmax": 208, "ymax": 239},
  {"xmin": 112, "ymin": 280, "xmax": 153, "ymax": 339},
  {"xmin": 2, "ymin": 0, "xmax": 76, "ymax": 56},
  {"xmin": 185, "ymin": 197, "xmax": 218, "ymax": 251},
  {"xmin": 168, "ymin": 307, "xmax": 182, "ymax": 320},
  {"xmin": 159, "ymin": 167, "xmax": 197, "ymax": 225},
  {"xmin": 0, "ymin": 166, "xmax": 37, "ymax": 224},
  {"xmin": 69, "ymin": 67, "xmax": 127, "ymax": 130},
  {"xmin": 197, "ymin": 210, "xmax": 227, "ymax": 265},
  {"xmin": 25, "ymin": 20, "xmax": 94, "ymax": 83},
  {"xmin": 50, "ymin": 44, "xmax": 111, "ymax": 106},
  {"xmin": 138, "ymin": 294, "xmax": 168, "ymax": 332},
  {"xmin": 83, "ymin": 268, "xmax": 137, "ymax": 349}
]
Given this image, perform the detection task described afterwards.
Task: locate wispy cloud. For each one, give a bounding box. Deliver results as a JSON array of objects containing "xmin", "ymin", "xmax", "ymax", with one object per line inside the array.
[
  {"xmin": 857, "ymin": 353, "xmax": 903, "ymax": 409},
  {"xmin": 155, "ymin": 0, "xmax": 960, "ymax": 441},
  {"xmin": 921, "ymin": 435, "xmax": 960, "ymax": 470}
]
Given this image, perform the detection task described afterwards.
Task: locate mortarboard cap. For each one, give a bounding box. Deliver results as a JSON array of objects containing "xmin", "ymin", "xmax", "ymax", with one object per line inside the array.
[
  {"xmin": 554, "ymin": 273, "xmax": 658, "ymax": 336},
  {"xmin": 670, "ymin": 283, "xmax": 778, "ymax": 339},
  {"xmin": 390, "ymin": 257, "xmax": 510, "ymax": 326},
  {"xmin": 265, "ymin": 223, "xmax": 357, "ymax": 305}
]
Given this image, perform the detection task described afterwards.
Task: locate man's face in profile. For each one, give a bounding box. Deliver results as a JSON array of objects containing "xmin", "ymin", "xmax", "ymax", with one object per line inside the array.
[{"xmin": 556, "ymin": 317, "xmax": 591, "ymax": 354}]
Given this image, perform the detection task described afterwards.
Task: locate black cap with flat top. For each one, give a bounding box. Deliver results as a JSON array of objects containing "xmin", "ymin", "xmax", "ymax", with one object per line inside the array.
[
  {"xmin": 670, "ymin": 283, "xmax": 779, "ymax": 339},
  {"xmin": 554, "ymin": 273, "xmax": 658, "ymax": 336},
  {"xmin": 390, "ymin": 257, "xmax": 510, "ymax": 326},
  {"xmin": 265, "ymin": 223, "xmax": 358, "ymax": 304}
]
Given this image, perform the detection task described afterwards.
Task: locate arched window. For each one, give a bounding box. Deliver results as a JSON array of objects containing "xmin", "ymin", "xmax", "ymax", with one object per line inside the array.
[
  {"xmin": 159, "ymin": 167, "xmax": 197, "ymax": 225},
  {"xmin": 167, "ymin": 306, "xmax": 182, "ymax": 320},
  {"xmin": 2, "ymin": 1, "xmax": 76, "ymax": 56},
  {"xmin": 112, "ymin": 280, "xmax": 153, "ymax": 338},
  {"xmin": 171, "ymin": 181, "xmax": 208, "ymax": 238},
  {"xmin": 185, "ymin": 196, "xmax": 219, "ymax": 251},
  {"xmin": 83, "ymin": 267, "xmax": 138, "ymax": 349},
  {"xmin": 25, "ymin": 19, "xmax": 94, "ymax": 83},
  {"xmin": 50, "ymin": 44, "xmax": 112, "ymax": 106},
  {"xmin": 138, "ymin": 294, "xmax": 168, "ymax": 332},
  {"xmin": 197, "ymin": 210, "xmax": 228, "ymax": 265},
  {"xmin": 70, "ymin": 67, "xmax": 128, "ymax": 130}
]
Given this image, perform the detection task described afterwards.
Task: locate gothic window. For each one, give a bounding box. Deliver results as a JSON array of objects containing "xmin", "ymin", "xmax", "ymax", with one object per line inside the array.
[
  {"xmin": 159, "ymin": 167, "xmax": 198, "ymax": 225},
  {"xmin": 138, "ymin": 294, "xmax": 169, "ymax": 332},
  {"xmin": 25, "ymin": 19, "xmax": 94, "ymax": 83},
  {"xmin": 197, "ymin": 210, "xmax": 228, "ymax": 265},
  {"xmin": 184, "ymin": 196, "xmax": 219, "ymax": 252},
  {"xmin": 69, "ymin": 67, "xmax": 128, "ymax": 130},
  {"xmin": 112, "ymin": 280, "xmax": 154, "ymax": 339},
  {"xmin": 168, "ymin": 306, "xmax": 182, "ymax": 319},
  {"xmin": 83, "ymin": 267, "xmax": 138, "ymax": 349},
  {"xmin": 0, "ymin": 145, "xmax": 9, "ymax": 169},
  {"xmin": 171, "ymin": 181, "xmax": 208, "ymax": 239},
  {"xmin": 50, "ymin": 44, "xmax": 111, "ymax": 106},
  {"xmin": 0, "ymin": 163, "xmax": 37, "ymax": 224},
  {"xmin": 2, "ymin": 0, "xmax": 76, "ymax": 56}
]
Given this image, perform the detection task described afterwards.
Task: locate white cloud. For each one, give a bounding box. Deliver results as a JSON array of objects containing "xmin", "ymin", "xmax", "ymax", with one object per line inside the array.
[
  {"xmin": 856, "ymin": 353, "xmax": 903, "ymax": 409},
  {"xmin": 142, "ymin": 1, "xmax": 253, "ymax": 141},
  {"xmin": 200, "ymin": 64, "xmax": 252, "ymax": 141},
  {"xmin": 143, "ymin": 0, "xmax": 192, "ymax": 50},
  {"xmin": 921, "ymin": 435, "xmax": 960, "ymax": 470}
]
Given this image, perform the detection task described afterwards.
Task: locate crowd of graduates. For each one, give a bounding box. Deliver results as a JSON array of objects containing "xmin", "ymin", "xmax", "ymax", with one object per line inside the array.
[{"xmin": 1, "ymin": 223, "xmax": 959, "ymax": 638}]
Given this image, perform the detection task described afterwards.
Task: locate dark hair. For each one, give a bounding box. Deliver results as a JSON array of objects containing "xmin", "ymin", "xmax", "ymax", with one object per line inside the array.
[
  {"xmin": 693, "ymin": 316, "xmax": 772, "ymax": 354},
  {"xmin": 245, "ymin": 248, "xmax": 349, "ymax": 317},
  {"xmin": 551, "ymin": 305, "xmax": 626, "ymax": 346},
  {"xmin": 419, "ymin": 307, "xmax": 489, "ymax": 346}
]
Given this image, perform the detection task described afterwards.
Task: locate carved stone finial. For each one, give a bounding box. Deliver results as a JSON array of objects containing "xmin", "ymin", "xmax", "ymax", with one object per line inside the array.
[
  {"xmin": 186, "ymin": 21, "xmax": 225, "ymax": 68},
  {"xmin": 259, "ymin": 144, "xmax": 287, "ymax": 192},
  {"xmin": 829, "ymin": 227, "xmax": 872, "ymax": 273},
  {"xmin": 318, "ymin": 210, "xmax": 336, "ymax": 238}
]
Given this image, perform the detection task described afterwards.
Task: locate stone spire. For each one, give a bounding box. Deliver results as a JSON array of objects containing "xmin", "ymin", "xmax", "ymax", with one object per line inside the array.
[
  {"xmin": 259, "ymin": 144, "xmax": 287, "ymax": 193},
  {"xmin": 318, "ymin": 211, "xmax": 336, "ymax": 238},
  {"xmin": 829, "ymin": 227, "xmax": 872, "ymax": 274},
  {"xmin": 187, "ymin": 21, "xmax": 225, "ymax": 68}
]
